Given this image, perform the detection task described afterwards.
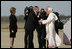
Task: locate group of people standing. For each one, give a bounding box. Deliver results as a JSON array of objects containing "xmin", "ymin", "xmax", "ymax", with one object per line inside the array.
[
  {"xmin": 24, "ymin": 6, "xmax": 47, "ymax": 48},
  {"xmin": 9, "ymin": 6, "xmax": 61, "ymax": 48}
]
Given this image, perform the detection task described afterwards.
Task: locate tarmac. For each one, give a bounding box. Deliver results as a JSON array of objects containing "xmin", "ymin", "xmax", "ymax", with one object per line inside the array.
[{"xmin": 1, "ymin": 29, "xmax": 71, "ymax": 48}]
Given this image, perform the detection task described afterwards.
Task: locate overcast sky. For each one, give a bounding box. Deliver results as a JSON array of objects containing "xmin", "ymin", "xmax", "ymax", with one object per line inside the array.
[{"xmin": 1, "ymin": 1, "xmax": 71, "ymax": 16}]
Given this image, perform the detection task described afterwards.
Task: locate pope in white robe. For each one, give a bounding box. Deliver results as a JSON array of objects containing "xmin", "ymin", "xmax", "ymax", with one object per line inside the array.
[{"xmin": 39, "ymin": 8, "xmax": 62, "ymax": 48}]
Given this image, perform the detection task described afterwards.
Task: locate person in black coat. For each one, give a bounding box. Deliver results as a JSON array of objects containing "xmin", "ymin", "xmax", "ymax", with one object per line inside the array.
[
  {"xmin": 25, "ymin": 6, "xmax": 39, "ymax": 48},
  {"xmin": 24, "ymin": 6, "xmax": 33, "ymax": 48},
  {"xmin": 53, "ymin": 12, "xmax": 60, "ymax": 34},
  {"xmin": 24, "ymin": 6, "xmax": 33, "ymax": 22},
  {"xmin": 24, "ymin": 6, "xmax": 30, "ymax": 22},
  {"xmin": 9, "ymin": 7, "xmax": 17, "ymax": 48},
  {"xmin": 36, "ymin": 8, "xmax": 47, "ymax": 48}
]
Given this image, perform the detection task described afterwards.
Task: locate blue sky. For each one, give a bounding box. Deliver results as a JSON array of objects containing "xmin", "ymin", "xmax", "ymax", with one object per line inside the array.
[{"xmin": 1, "ymin": 1, "xmax": 71, "ymax": 16}]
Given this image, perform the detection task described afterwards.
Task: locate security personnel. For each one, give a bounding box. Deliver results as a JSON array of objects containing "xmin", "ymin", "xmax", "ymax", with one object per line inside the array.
[{"xmin": 9, "ymin": 7, "xmax": 17, "ymax": 48}]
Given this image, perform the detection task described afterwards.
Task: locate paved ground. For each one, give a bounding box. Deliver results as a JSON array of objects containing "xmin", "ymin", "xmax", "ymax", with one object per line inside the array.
[{"xmin": 1, "ymin": 29, "xmax": 71, "ymax": 48}]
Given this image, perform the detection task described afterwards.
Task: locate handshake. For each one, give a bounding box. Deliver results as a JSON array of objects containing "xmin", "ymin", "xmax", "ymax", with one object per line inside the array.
[{"xmin": 39, "ymin": 19, "xmax": 43, "ymax": 24}]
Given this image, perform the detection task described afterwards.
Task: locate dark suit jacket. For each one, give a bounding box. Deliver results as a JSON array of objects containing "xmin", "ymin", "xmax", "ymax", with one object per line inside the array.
[
  {"xmin": 37, "ymin": 11, "xmax": 47, "ymax": 30},
  {"xmin": 24, "ymin": 7, "xmax": 30, "ymax": 22},
  {"xmin": 25, "ymin": 10, "xmax": 39, "ymax": 31},
  {"xmin": 9, "ymin": 14, "xmax": 17, "ymax": 32}
]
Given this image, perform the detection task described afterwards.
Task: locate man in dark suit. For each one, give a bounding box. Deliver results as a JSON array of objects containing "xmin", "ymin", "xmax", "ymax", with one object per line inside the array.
[
  {"xmin": 24, "ymin": 6, "xmax": 33, "ymax": 22},
  {"xmin": 36, "ymin": 8, "xmax": 48, "ymax": 48},
  {"xmin": 9, "ymin": 7, "xmax": 17, "ymax": 48},
  {"xmin": 24, "ymin": 6, "xmax": 30, "ymax": 48},
  {"xmin": 24, "ymin": 6, "xmax": 29, "ymax": 22},
  {"xmin": 24, "ymin": 6, "xmax": 33, "ymax": 48},
  {"xmin": 25, "ymin": 6, "xmax": 39, "ymax": 48}
]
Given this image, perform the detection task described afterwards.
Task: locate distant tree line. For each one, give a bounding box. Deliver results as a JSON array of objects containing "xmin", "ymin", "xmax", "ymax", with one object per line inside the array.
[
  {"xmin": 1, "ymin": 14, "xmax": 71, "ymax": 23},
  {"xmin": 1, "ymin": 15, "xmax": 24, "ymax": 22}
]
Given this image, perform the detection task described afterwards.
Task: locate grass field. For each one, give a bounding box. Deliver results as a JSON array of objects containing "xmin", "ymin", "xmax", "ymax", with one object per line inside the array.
[{"xmin": 1, "ymin": 22, "xmax": 71, "ymax": 48}]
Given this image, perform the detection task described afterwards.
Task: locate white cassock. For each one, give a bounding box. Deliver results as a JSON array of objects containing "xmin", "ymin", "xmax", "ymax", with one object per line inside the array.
[{"xmin": 42, "ymin": 12, "xmax": 62, "ymax": 47}]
